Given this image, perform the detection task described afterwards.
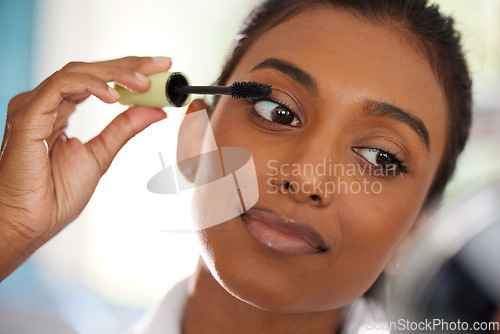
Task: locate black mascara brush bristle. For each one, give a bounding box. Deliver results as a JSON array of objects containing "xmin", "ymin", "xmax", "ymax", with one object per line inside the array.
[
  {"xmin": 230, "ymin": 82, "xmax": 272, "ymax": 100},
  {"xmin": 174, "ymin": 79, "xmax": 272, "ymax": 101}
]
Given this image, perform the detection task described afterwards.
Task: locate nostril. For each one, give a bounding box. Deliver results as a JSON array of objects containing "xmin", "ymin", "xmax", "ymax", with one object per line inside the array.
[
  {"xmin": 281, "ymin": 180, "xmax": 293, "ymax": 191},
  {"xmin": 310, "ymin": 194, "xmax": 321, "ymax": 203}
]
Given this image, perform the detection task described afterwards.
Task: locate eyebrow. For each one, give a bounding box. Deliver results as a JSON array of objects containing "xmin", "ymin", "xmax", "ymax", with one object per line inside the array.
[
  {"xmin": 251, "ymin": 58, "xmax": 318, "ymax": 94},
  {"xmin": 364, "ymin": 100, "xmax": 430, "ymax": 150},
  {"xmin": 252, "ymin": 58, "xmax": 430, "ymax": 150}
]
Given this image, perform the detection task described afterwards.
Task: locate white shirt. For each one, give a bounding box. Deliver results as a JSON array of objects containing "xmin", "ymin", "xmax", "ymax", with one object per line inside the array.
[{"xmin": 124, "ymin": 276, "xmax": 387, "ymax": 334}]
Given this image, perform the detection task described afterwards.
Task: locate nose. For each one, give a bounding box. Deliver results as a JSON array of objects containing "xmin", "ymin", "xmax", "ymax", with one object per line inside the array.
[
  {"xmin": 274, "ymin": 179, "xmax": 325, "ymax": 206},
  {"xmin": 270, "ymin": 140, "xmax": 336, "ymax": 207}
]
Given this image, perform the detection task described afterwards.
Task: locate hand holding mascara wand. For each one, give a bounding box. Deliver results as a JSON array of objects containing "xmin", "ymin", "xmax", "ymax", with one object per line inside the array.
[{"xmin": 115, "ymin": 72, "xmax": 272, "ymax": 108}]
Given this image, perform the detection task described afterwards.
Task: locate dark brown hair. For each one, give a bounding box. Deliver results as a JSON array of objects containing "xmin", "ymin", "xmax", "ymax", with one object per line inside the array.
[{"xmin": 214, "ymin": 0, "xmax": 472, "ymax": 207}]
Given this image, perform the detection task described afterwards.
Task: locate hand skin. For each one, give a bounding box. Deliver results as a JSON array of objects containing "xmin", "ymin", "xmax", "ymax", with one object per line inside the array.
[{"xmin": 0, "ymin": 56, "xmax": 171, "ymax": 281}]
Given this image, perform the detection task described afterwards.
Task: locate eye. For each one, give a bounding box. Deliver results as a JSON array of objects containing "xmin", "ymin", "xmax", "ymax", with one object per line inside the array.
[
  {"xmin": 353, "ymin": 148, "xmax": 410, "ymax": 176},
  {"xmin": 253, "ymin": 100, "xmax": 301, "ymax": 127}
]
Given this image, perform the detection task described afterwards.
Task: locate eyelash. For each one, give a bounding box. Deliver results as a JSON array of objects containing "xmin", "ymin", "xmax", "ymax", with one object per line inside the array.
[
  {"xmin": 354, "ymin": 147, "xmax": 411, "ymax": 177},
  {"xmin": 244, "ymin": 96, "xmax": 410, "ymax": 178},
  {"xmin": 245, "ymin": 96, "xmax": 300, "ymax": 128}
]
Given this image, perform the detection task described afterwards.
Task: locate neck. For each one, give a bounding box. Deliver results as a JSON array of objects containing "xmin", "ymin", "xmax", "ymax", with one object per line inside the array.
[{"xmin": 182, "ymin": 258, "xmax": 343, "ymax": 334}]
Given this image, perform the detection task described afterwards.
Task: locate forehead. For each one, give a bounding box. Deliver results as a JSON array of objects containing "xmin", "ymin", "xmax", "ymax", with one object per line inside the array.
[{"xmin": 232, "ymin": 7, "xmax": 447, "ymax": 144}]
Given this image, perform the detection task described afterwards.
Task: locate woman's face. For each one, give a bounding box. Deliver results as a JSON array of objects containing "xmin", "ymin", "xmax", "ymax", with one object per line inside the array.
[{"xmin": 195, "ymin": 8, "xmax": 447, "ymax": 312}]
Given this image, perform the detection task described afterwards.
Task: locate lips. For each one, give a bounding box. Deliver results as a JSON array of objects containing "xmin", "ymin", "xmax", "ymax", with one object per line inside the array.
[{"xmin": 241, "ymin": 207, "xmax": 328, "ymax": 255}]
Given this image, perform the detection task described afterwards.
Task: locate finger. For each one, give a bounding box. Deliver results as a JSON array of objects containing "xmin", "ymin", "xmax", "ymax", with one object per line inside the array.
[
  {"xmin": 60, "ymin": 62, "xmax": 150, "ymax": 94},
  {"xmin": 60, "ymin": 56, "xmax": 172, "ymax": 92},
  {"xmin": 46, "ymin": 130, "xmax": 67, "ymax": 153},
  {"xmin": 2, "ymin": 93, "xmax": 33, "ymax": 152},
  {"xmin": 7, "ymin": 57, "xmax": 171, "ymax": 115},
  {"xmin": 11, "ymin": 72, "xmax": 119, "ymax": 142},
  {"xmin": 8, "ymin": 72, "xmax": 72, "ymax": 114},
  {"xmin": 86, "ymin": 107, "xmax": 166, "ymax": 175},
  {"xmin": 95, "ymin": 56, "xmax": 172, "ymax": 75},
  {"xmin": 6, "ymin": 91, "xmax": 36, "ymax": 117},
  {"xmin": 45, "ymin": 100, "xmax": 74, "ymax": 151}
]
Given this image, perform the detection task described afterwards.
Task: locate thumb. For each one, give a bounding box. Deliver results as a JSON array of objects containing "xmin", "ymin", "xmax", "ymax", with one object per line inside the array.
[{"xmin": 86, "ymin": 107, "xmax": 166, "ymax": 175}]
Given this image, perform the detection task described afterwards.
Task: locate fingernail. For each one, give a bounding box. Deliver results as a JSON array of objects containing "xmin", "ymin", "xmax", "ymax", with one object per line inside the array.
[
  {"xmin": 108, "ymin": 87, "xmax": 121, "ymax": 99},
  {"xmin": 153, "ymin": 56, "xmax": 172, "ymax": 65},
  {"xmin": 135, "ymin": 72, "xmax": 149, "ymax": 83}
]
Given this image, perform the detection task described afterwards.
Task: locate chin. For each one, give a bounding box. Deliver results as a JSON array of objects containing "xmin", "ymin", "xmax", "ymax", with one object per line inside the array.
[
  {"xmin": 211, "ymin": 260, "xmax": 314, "ymax": 313},
  {"xmin": 196, "ymin": 216, "xmax": 363, "ymax": 314}
]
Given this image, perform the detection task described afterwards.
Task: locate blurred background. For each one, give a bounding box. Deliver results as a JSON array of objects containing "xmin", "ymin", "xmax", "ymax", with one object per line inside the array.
[{"xmin": 0, "ymin": 0, "xmax": 499, "ymax": 333}]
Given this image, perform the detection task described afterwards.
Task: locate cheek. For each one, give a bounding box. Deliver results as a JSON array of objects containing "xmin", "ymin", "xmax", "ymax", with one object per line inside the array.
[
  {"xmin": 301, "ymin": 191, "xmax": 422, "ymax": 308},
  {"xmin": 336, "ymin": 188, "xmax": 420, "ymax": 275},
  {"xmin": 210, "ymin": 99, "xmax": 249, "ymax": 143}
]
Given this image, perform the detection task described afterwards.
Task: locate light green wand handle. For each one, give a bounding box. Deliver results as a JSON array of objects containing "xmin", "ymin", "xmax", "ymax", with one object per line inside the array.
[{"xmin": 115, "ymin": 71, "xmax": 192, "ymax": 108}]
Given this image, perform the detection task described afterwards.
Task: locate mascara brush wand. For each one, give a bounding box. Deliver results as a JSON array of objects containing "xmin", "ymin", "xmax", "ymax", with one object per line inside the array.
[{"xmin": 115, "ymin": 71, "xmax": 272, "ymax": 108}]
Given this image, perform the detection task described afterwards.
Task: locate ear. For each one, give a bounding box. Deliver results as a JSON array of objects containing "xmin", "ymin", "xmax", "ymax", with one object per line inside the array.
[
  {"xmin": 383, "ymin": 211, "xmax": 430, "ymax": 276},
  {"xmin": 176, "ymin": 99, "xmax": 211, "ymax": 183}
]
